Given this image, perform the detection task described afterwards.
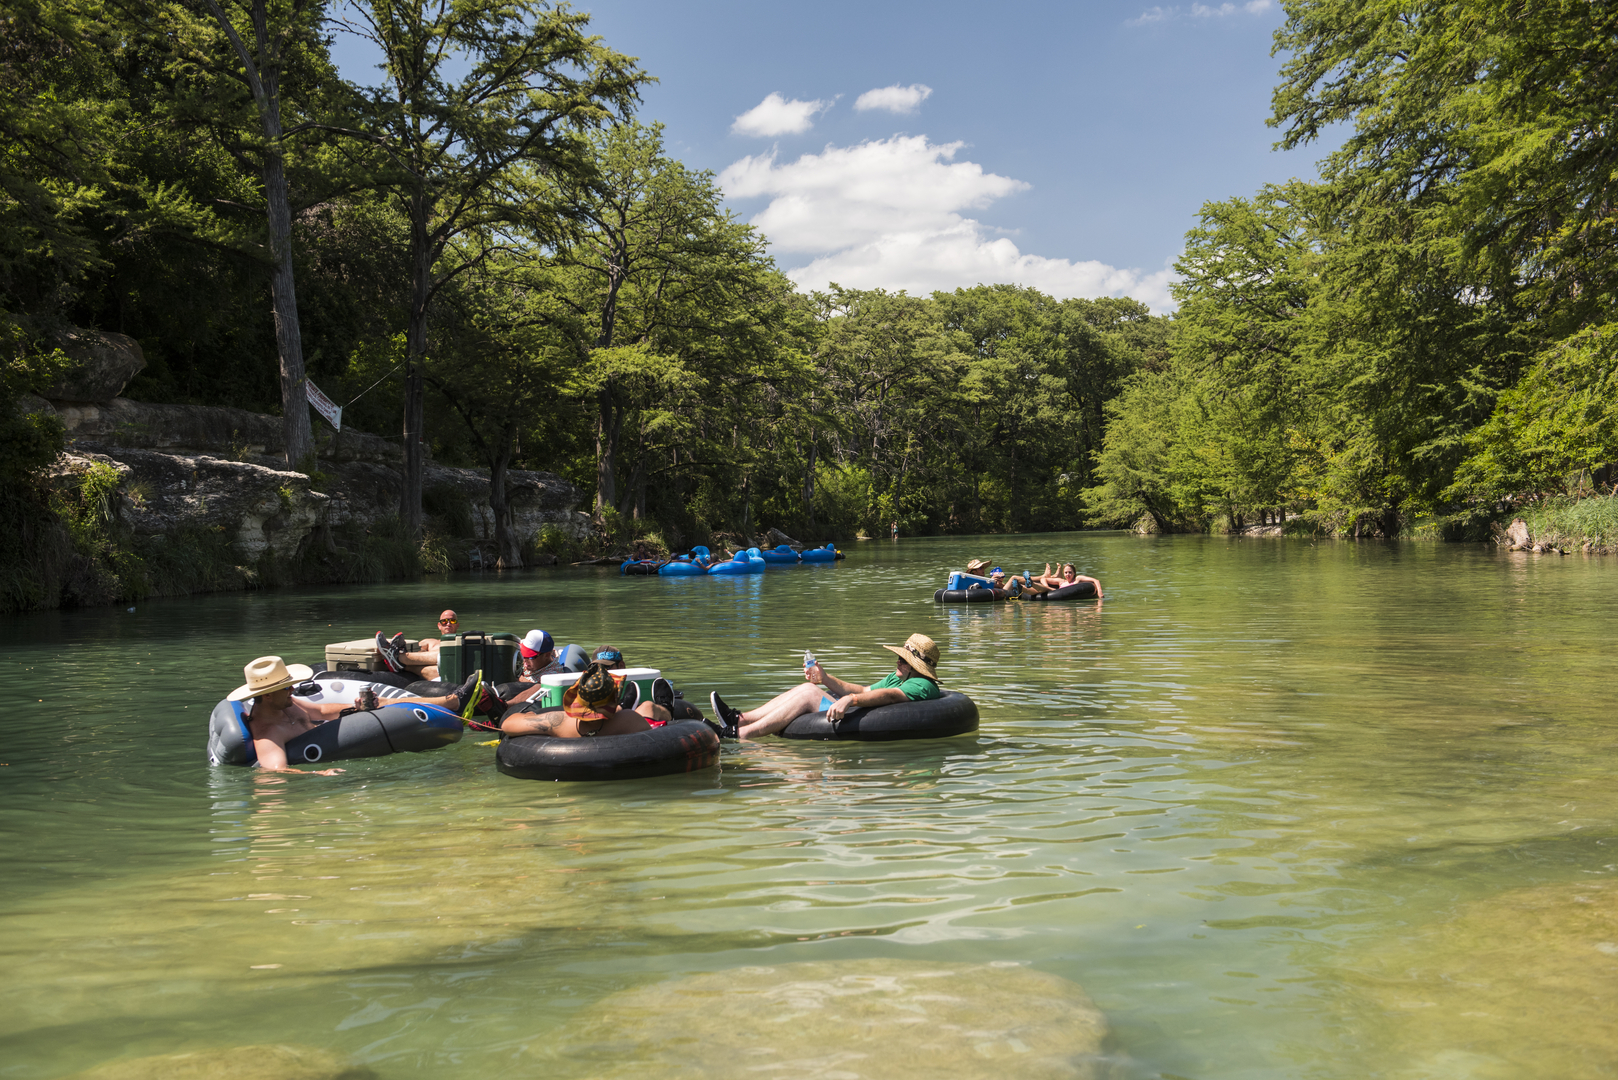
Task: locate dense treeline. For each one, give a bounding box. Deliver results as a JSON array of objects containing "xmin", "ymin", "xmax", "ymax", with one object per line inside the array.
[
  {"xmin": 0, "ymin": 0, "xmax": 1170, "ymax": 573},
  {"xmin": 8, "ymin": 0, "xmax": 1613, "ymax": 600},
  {"xmin": 1089, "ymin": 0, "xmax": 1618, "ymax": 537}
]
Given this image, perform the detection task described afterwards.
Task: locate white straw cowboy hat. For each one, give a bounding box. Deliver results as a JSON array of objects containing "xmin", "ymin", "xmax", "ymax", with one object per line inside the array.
[
  {"xmin": 882, "ymin": 633, "xmax": 939, "ymax": 680},
  {"xmin": 228, "ymin": 656, "xmax": 314, "ymax": 701}
]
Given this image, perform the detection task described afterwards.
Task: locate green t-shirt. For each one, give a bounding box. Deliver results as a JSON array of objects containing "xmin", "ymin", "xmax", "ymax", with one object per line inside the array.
[{"xmin": 871, "ymin": 671, "xmax": 941, "ymax": 701}]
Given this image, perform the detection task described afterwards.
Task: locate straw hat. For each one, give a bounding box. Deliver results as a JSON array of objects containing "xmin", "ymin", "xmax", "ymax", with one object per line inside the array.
[
  {"xmin": 563, "ymin": 662, "xmax": 622, "ymax": 723},
  {"xmin": 965, "ymin": 559, "xmax": 990, "ymax": 575},
  {"xmin": 228, "ymin": 656, "xmax": 314, "ymax": 701},
  {"xmin": 882, "ymin": 633, "xmax": 939, "ymax": 680}
]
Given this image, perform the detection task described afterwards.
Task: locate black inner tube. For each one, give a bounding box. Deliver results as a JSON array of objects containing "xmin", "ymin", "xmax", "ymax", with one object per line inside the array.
[
  {"xmin": 1028, "ymin": 580, "xmax": 1099, "ymax": 601},
  {"xmin": 777, "ymin": 690, "xmax": 978, "ymax": 741},
  {"xmin": 496, "ymin": 719, "xmax": 720, "ymax": 781},
  {"xmin": 934, "ymin": 588, "xmax": 1006, "ymax": 603}
]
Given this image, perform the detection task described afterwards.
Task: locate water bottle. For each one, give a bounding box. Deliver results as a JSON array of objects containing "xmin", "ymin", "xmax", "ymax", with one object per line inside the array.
[{"xmin": 804, "ymin": 649, "xmax": 815, "ymax": 673}]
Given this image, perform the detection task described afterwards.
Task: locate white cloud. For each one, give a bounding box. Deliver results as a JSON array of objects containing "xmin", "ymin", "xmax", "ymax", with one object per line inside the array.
[
  {"xmin": 1127, "ymin": 0, "xmax": 1269, "ymax": 24},
  {"xmin": 718, "ymin": 136, "xmax": 1177, "ymax": 312},
  {"xmin": 854, "ymin": 83, "xmax": 933, "ymax": 114},
  {"xmin": 731, "ymin": 92, "xmax": 832, "ymax": 137}
]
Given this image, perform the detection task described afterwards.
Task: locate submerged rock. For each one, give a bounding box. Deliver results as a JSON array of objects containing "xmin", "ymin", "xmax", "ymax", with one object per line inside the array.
[
  {"xmin": 61, "ymin": 1043, "xmax": 375, "ymax": 1080},
  {"xmin": 1351, "ymin": 878, "xmax": 1618, "ymax": 1079},
  {"xmin": 536, "ymin": 959, "xmax": 1108, "ymax": 1079}
]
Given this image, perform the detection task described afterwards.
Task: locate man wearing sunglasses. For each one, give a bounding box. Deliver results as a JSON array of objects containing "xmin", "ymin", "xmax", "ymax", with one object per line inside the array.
[{"xmin": 375, "ymin": 609, "xmax": 460, "ymax": 679}]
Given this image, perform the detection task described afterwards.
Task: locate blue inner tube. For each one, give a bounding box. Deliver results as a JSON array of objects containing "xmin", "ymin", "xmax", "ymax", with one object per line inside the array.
[
  {"xmin": 496, "ymin": 719, "xmax": 720, "ymax": 781},
  {"xmin": 777, "ymin": 690, "xmax": 978, "ymax": 741},
  {"xmin": 207, "ymin": 697, "xmax": 463, "ymax": 767},
  {"xmin": 935, "ymin": 588, "xmax": 1007, "ymax": 603},
  {"xmin": 659, "ymin": 559, "xmax": 708, "ymax": 576},
  {"xmin": 1027, "ymin": 580, "xmax": 1099, "ymax": 601},
  {"xmin": 800, "ymin": 544, "xmax": 840, "ymax": 563}
]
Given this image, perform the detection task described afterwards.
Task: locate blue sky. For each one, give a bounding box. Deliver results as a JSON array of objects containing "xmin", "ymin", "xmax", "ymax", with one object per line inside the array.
[{"xmin": 331, "ymin": 0, "xmax": 1332, "ymax": 310}]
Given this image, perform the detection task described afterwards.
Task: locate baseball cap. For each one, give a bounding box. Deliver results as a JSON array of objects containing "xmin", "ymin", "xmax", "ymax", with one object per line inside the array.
[{"xmin": 519, "ymin": 629, "xmax": 554, "ymax": 658}]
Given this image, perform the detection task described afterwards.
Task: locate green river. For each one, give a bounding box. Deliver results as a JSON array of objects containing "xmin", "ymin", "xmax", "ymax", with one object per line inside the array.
[{"xmin": 1, "ymin": 534, "xmax": 1614, "ymax": 1079}]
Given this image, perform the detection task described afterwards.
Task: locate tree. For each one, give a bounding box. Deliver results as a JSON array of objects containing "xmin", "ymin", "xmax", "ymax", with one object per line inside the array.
[
  {"xmin": 537, "ymin": 121, "xmax": 792, "ymax": 519},
  {"xmin": 428, "ymin": 251, "xmax": 567, "ymax": 566},
  {"xmin": 342, "ymin": 0, "xmax": 644, "ymax": 536},
  {"xmin": 192, "ymin": 0, "xmax": 325, "ymax": 469}
]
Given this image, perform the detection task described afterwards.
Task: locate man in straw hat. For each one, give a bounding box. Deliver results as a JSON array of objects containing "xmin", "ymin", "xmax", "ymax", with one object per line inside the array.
[
  {"xmin": 709, "ymin": 633, "xmax": 942, "ymax": 740},
  {"xmin": 496, "ymin": 660, "xmax": 655, "ymax": 738},
  {"xmin": 232, "ymin": 656, "xmax": 491, "ymax": 772}
]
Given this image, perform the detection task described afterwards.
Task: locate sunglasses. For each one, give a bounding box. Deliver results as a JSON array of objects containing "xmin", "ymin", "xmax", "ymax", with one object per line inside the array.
[{"xmin": 438, "ymin": 617, "xmax": 459, "ymax": 625}]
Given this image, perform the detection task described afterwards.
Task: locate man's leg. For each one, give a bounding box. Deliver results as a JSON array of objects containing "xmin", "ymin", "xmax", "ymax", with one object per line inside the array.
[{"xmin": 736, "ymin": 683, "xmax": 826, "ymax": 739}]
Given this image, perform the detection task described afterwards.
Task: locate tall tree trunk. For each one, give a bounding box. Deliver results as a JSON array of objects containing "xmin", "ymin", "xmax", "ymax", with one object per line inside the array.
[
  {"xmin": 617, "ymin": 424, "xmax": 645, "ymax": 519},
  {"xmin": 401, "ymin": 204, "xmax": 430, "ymax": 537},
  {"xmin": 491, "ymin": 434, "xmax": 521, "ymax": 569},
  {"xmin": 204, "ymin": 0, "xmax": 312, "ymax": 471},
  {"xmin": 594, "ymin": 389, "xmax": 620, "ymax": 512},
  {"xmin": 802, "ymin": 434, "xmax": 817, "ymax": 528}
]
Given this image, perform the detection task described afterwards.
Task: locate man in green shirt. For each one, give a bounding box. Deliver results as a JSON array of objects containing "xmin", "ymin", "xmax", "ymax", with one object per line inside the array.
[{"xmin": 710, "ymin": 633, "xmax": 942, "ymax": 739}]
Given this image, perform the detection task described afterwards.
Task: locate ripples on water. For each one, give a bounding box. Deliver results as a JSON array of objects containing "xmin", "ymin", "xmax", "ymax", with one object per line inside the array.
[{"xmin": 1, "ymin": 535, "xmax": 1615, "ymax": 1079}]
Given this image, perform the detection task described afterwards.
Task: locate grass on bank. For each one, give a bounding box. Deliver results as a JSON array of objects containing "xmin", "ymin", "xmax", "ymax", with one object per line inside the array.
[{"xmin": 1519, "ymin": 495, "xmax": 1618, "ymax": 549}]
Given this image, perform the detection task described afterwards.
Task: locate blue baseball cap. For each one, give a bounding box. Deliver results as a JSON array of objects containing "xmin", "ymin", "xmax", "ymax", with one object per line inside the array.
[{"xmin": 520, "ymin": 629, "xmax": 554, "ymax": 658}]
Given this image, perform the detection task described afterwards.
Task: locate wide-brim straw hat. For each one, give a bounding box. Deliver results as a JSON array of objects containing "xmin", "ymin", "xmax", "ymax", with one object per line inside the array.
[
  {"xmin": 882, "ymin": 633, "xmax": 939, "ymax": 681},
  {"xmin": 965, "ymin": 559, "xmax": 990, "ymax": 575},
  {"xmin": 228, "ymin": 656, "xmax": 314, "ymax": 701},
  {"xmin": 563, "ymin": 662, "xmax": 622, "ymax": 722}
]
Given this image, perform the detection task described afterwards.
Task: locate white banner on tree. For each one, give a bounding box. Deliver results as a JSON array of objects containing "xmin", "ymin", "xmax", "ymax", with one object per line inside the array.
[{"xmin": 306, "ymin": 379, "xmax": 342, "ymax": 431}]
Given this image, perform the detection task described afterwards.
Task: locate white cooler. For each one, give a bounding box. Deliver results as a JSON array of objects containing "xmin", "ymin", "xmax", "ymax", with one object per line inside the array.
[{"xmin": 537, "ymin": 667, "xmax": 660, "ymax": 709}]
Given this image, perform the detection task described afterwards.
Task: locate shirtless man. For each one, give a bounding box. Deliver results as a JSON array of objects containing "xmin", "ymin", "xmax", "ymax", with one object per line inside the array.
[
  {"xmin": 230, "ymin": 656, "xmax": 486, "ymax": 773},
  {"xmin": 498, "ymin": 662, "xmax": 651, "ymax": 738},
  {"xmin": 375, "ymin": 608, "xmax": 460, "ymax": 678},
  {"xmin": 708, "ymin": 633, "xmax": 942, "ymax": 740}
]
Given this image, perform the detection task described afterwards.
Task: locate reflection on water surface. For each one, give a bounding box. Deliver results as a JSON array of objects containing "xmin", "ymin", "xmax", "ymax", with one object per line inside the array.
[{"xmin": 0, "ymin": 535, "xmax": 1614, "ymax": 1079}]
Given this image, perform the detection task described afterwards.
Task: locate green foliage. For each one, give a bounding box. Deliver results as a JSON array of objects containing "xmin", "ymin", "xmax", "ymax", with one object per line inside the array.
[
  {"xmin": 533, "ymin": 523, "xmax": 582, "ymax": 562},
  {"xmin": 1450, "ymin": 324, "xmax": 1618, "ymax": 500},
  {"xmin": 1521, "ymin": 495, "xmax": 1618, "ymax": 550},
  {"xmin": 423, "ymin": 482, "xmax": 475, "ymax": 538}
]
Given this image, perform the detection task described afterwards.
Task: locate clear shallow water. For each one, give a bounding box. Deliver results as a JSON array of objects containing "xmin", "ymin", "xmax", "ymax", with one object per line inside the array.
[{"xmin": 1, "ymin": 535, "xmax": 1615, "ymax": 1079}]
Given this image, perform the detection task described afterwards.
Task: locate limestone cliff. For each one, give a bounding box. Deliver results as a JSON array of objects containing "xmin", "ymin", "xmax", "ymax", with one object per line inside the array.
[{"xmin": 33, "ymin": 333, "xmax": 592, "ymax": 568}]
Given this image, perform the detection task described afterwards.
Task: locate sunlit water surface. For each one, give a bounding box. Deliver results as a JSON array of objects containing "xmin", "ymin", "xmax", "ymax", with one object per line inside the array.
[{"xmin": 1, "ymin": 535, "xmax": 1614, "ymax": 1079}]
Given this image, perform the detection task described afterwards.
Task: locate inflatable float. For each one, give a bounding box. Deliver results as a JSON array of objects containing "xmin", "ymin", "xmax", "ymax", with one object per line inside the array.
[
  {"xmin": 709, "ymin": 548, "xmax": 765, "ymax": 575},
  {"xmin": 934, "ymin": 587, "xmax": 1007, "ymax": 603},
  {"xmin": 620, "ymin": 558, "xmax": 664, "ymax": 575},
  {"xmin": 1025, "ymin": 580, "xmax": 1099, "ymax": 601},
  {"xmin": 658, "ymin": 545, "xmax": 712, "ymax": 576},
  {"xmin": 759, "ymin": 544, "xmax": 801, "ymax": 564},
  {"xmin": 776, "ymin": 690, "xmax": 978, "ymax": 741},
  {"xmin": 496, "ymin": 718, "xmax": 721, "ymax": 781},
  {"xmin": 800, "ymin": 542, "xmax": 843, "ymax": 563},
  {"xmin": 207, "ymin": 678, "xmax": 463, "ymax": 767}
]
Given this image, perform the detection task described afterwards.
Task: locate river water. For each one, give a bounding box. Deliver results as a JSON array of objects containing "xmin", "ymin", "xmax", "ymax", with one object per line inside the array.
[{"xmin": 1, "ymin": 534, "xmax": 1614, "ymax": 1079}]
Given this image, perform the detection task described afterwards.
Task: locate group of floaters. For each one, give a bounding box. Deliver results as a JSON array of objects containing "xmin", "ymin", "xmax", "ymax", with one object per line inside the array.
[
  {"xmin": 621, "ymin": 542, "xmax": 843, "ymax": 576},
  {"xmin": 207, "ymin": 604, "xmax": 975, "ymax": 782},
  {"xmin": 935, "ymin": 559, "xmax": 1104, "ymax": 604}
]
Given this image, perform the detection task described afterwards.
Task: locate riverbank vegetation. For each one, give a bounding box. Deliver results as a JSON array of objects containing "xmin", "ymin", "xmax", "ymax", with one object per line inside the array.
[
  {"xmin": 5, "ymin": 0, "xmax": 1618, "ymax": 613},
  {"xmin": 1090, "ymin": 0, "xmax": 1618, "ymax": 538}
]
